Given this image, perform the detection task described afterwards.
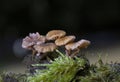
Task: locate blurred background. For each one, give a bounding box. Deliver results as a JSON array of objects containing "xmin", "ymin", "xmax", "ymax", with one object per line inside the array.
[{"xmin": 0, "ymin": 0, "xmax": 120, "ymax": 73}]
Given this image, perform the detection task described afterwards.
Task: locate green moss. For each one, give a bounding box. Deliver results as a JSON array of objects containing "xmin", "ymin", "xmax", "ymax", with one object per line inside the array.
[
  {"xmin": 77, "ymin": 59, "xmax": 120, "ymax": 82},
  {"xmin": 0, "ymin": 76, "xmax": 3, "ymax": 82},
  {"xmin": 27, "ymin": 50, "xmax": 87, "ymax": 82},
  {"xmin": 0, "ymin": 72, "xmax": 27, "ymax": 82},
  {"xmin": 26, "ymin": 50, "xmax": 120, "ymax": 82}
]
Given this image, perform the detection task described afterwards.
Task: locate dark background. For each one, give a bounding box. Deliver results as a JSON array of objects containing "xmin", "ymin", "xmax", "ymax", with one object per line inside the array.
[{"xmin": 0, "ymin": 0, "xmax": 120, "ymax": 63}]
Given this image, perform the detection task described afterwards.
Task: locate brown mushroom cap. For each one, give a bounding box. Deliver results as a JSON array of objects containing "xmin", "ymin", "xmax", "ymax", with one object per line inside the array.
[
  {"xmin": 34, "ymin": 43, "xmax": 57, "ymax": 53},
  {"xmin": 77, "ymin": 39, "xmax": 90, "ymax": 48},
  {"xmin": 55, "ymin": 35, "xmax": 76, "ymax": 46},
  {"xmin": 65, "ymin": 42, "xmax": 76, "ymax": 50},
  {"xmin": 46, "ymin": 30, "xmax": 66, "ymax": 40},
  {"xmin": 65, "ymin": 39, "xmax": 90, "ymax": 50}
]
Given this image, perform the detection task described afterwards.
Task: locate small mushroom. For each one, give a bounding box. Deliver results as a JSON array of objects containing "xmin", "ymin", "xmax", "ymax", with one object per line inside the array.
[
  {"xmin": 65, "ymin": 39, "xmax": 90, "ymax": 50},
  {"xmin": 29, "ymin": 32, "xmax": 46, "ymax": 45},
  {"xmin": 46, "ymin": 30, "xmax": 66, "ymax": 40},
  {"xmin": 34, "ymin": 43, "xmax": 57, "ymax": 55},
  {"xmin": 22, "ymin": 36, "xmax": 34, "ymax": 49},
  {"xmin": 65, "ymin": 39, "xmax": 90, "ymax": 57},
  {"xmin": 22, "ymin": 32, "xmax": 46, "ymax": 50},
  {"xmin": 55, "ymin": 35, "xmax": 76, "ymax": 46},
  {"xmin": 77, "ymin": 39, "xmax": 91, "ymax": 49}
]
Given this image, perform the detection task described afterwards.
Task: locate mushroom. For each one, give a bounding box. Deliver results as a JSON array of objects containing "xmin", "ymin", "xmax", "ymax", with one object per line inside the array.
[
  {"xmin": 65, "ymin": 39, "xmax": 90, "ymax": 57},
  {"xmin": 46, "ymin": 30, "xmax": 66, "ymax": 40},
  {"xmin": 65, "ymin": 39, "xmax": 90, "ymax": 50},
  {"xmin": 77, "ymin": 39, "xmax": 91, "ymax": 49},
  {"xmin": 22, "ymin": 32, "xmax": 46, "ymax": 50},
  {"xmin": 29, "ymin": 32, "xmax": 46, "ymax": 45},
  {"xmin": 22, "ymin": 36, "xmax": 34, "ymax": 49},
  {"xmin": 34, "ymin": 43, "xmax": 57, "ymax": 56},
  {"xmin": 55, "ymin": 35, "xmax": 76, "ymax": 46}
]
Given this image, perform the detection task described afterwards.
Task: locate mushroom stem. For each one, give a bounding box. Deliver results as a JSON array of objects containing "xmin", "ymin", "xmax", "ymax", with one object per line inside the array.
[
  {"xmin": 32, "ymin": 48, "xmax": 36, "ymax": 55},
  {"xmin": 65, "ymin": 50, "xmax": 71, "ymax": 56},
  {"xmin": 31, "ymin": 52, "xmax": 39, "ymax": 61},
  {"xmin": 70, "ymin": 49, "xmax": 80, "ymax": 58},
  {"xmin": 31, "ymin": 49, "xmax": 36, "ymax": 61}
]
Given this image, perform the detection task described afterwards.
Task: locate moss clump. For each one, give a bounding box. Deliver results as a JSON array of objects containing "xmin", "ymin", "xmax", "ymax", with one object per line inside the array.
[
  {"xmin": 77, "ymin": 59, "xmax": 120, "ymax": 82},
  {"xmin": 27, "ymin": 51, "xmax": 120, "ymax": 82},
  {"xmin": 27, "ymin": 50, "xmax": 87, "ymax": 82},
  {"xmin": 0, "ymin": 76, "xmax": 3, "ymax": 82},
  {"xmin": 0, "ymin": 72, "xmax": 27, "ymax": 82}
]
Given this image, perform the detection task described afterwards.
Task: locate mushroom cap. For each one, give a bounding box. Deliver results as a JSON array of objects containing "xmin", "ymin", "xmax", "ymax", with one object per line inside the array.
[
  {"xmin": 65, "ymin": 42, "xmax": 76, "ymax": 50},
  {"xmin": 34, "ymin": 43, "xmax": 57, "ymax": 53},
  {"xmin": 29, "ymin": 32, "xmax": 46, "ymax": 45},
  {"xmin": 65, "ymin": 39, "xmax": 90, "ymax": 50},
  {"xmin": 22, "ymin": 32, "xmax": 46, "ymax": 49},
  {"xmin": 77, "ymin": 39, "xmax": 90, "ymax": 48},
  {"xmin": 46, "ymin": 30, "xmax": 66, "ymax": 40},
  {"xmin": 55, "ymin": 35, "xmax": 76, "ymax": 46},
  {"xmin": 22, "ymin": 36, "xmax": 34, "ymax": 49}
]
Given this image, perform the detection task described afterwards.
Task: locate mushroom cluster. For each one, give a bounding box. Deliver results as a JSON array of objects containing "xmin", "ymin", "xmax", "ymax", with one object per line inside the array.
[{"xmin": 22, "ymin": 30, "xmax": 90, "ymax": 58}]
